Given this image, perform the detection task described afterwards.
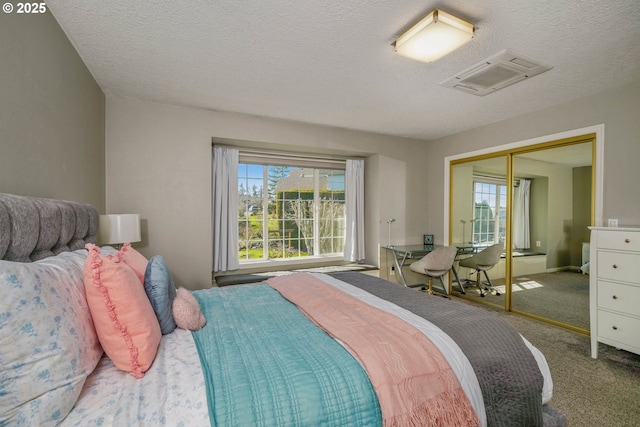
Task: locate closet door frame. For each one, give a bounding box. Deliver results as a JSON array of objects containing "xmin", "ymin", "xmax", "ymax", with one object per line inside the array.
[{"xmin": 445, "ymin": 125, "xmax": 603, "ymax": 334}]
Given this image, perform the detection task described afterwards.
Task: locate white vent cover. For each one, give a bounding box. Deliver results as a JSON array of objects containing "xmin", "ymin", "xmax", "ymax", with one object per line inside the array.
[{"xmin": 439, "ymin": 49, "xmax": 552, "ymax": 96}]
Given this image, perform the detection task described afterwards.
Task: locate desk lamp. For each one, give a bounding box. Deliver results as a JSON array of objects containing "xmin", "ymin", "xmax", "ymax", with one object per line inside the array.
[{"xmin": 386, "ymin": 218, "xmax": 396, "ymax": 247}]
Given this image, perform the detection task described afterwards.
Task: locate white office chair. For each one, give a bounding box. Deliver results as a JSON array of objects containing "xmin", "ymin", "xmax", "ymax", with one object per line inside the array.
[
  {"xmin": 458, "ymin": 243, "xmax": 503, "ymax": 297},
  {"xmin": 409, "ymin": 246, "xmax": 458, "ymax": 297}
]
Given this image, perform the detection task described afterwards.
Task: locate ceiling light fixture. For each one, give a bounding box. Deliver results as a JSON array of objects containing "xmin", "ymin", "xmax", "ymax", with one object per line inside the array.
[{"xmin": 394, "ymin": 9, "xmax": 474, "ymax": 63}]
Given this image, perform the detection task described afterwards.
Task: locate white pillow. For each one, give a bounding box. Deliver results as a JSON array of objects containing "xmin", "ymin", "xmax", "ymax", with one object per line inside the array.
[{"xmin": 0, "ymin": 250, "xmax": 103, "ymax": 426}]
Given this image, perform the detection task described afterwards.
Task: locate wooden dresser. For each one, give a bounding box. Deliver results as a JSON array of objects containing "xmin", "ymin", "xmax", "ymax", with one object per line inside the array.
[{"xmin": 589, "ymin": 227, "xmax": 640, "ymax": 358}]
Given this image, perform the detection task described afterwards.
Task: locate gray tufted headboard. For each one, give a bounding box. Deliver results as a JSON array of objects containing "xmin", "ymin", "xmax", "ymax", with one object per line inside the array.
[{"xmin": 0, "ymin": 193, "xmax": 99, "ymax": 262}]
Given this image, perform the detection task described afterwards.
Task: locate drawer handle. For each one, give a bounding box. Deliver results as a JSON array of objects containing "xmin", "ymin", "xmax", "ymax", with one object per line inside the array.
[
  {"xmin": 612, "ymin": 295, "xmax": 618, "ymax": 300},
  {"xmin": 613, "ymin": 264, "xmax": 618, "ymax": 269},
  {"xmin": 612, "ymin": 326, "xmax": 618, "ymax": 331},
  {"xmin": 625, "ymin": 238, "xmax": 630, "ymax": 243}
]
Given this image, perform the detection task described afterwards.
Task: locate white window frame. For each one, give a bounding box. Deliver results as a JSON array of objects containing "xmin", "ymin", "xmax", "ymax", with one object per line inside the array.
[
  {"xmin": 237, "ymin": 152, "xmax": 347, "ymax": 269},
  {"xmin": 472, "ymin": 176, "xmax": 507, "ymax": 245}
]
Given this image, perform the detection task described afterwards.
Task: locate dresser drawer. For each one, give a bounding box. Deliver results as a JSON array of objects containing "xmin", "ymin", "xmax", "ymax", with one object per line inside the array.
[
  {"xmin": 597, "ymin": 281, "xmax": 640, "ymax": 315},
  {"xmin": 597, "ymin": 231, "xmax": 640, "ymax": 252},
  {"xmin": 597, "ymin": 310, "xmax": 640, "ymax": 349},
  {"xmin": 597, "ymin": 251, "xmax": 640, "ymax": 284}
]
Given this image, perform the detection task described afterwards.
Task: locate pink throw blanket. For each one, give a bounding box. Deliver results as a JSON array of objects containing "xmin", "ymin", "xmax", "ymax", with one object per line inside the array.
[{"xmin": 267, "ymin": 273, "xmax": 479, "ymax": 427}]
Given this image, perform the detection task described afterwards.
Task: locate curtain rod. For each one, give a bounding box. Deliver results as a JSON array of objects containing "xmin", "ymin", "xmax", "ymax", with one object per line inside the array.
[
  {"xmin": 473, "ymin": 173, "xmax": 527, "ymax": 185},
  {"xmin": 215, "ymin": 144, "xmax": 363, "ymax": 164},
  {"xmin": 240, "ymin": 151, "xmax": 347, "ymax": 165}
]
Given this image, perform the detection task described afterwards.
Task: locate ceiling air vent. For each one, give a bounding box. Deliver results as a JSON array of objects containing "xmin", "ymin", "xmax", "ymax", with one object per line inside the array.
[{"xmin": 439, "ymin": 49, "xmax": 552, "ymax": 96}]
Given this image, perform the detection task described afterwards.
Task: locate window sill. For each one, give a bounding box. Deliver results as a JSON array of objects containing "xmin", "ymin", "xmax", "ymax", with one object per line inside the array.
[{"xmin": 237, "ymin": 255, "xmax": 345, "ymax": 273}]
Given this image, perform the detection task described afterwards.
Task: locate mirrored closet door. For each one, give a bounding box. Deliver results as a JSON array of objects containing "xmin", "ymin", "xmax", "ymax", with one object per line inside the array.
[
  {"xmin": 450, "ymin": 136, "xmax": 595, "ymax": 334},
  {"xmin": 509, "ymin": 141, "xmax": 593, "ymax": 333},
  {"xmin": 451, "ymin": 155, "xmax": 508, "ymax": 311}
]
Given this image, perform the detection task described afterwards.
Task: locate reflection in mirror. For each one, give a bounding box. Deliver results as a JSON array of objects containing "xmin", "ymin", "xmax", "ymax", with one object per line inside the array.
[
  {"xmin": 509, "ymin": 142, "xmax": 592, "ymax": 331},
  {"xmin": 450, "ymin": 140, "xmax": 594, "ymax": 334},
  {"xmin": 451, "ymin": 156, "xmax": 507, "ymax": 309}
]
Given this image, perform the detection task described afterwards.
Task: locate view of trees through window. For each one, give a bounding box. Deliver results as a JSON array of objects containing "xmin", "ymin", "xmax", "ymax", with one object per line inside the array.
[
  {"xmin": 238, "ymin": 163, "xmax": 345, "ymax": 262},
  {"xmin": 472, "ymin": 180, "xmax": 507, "ymax": 244}
]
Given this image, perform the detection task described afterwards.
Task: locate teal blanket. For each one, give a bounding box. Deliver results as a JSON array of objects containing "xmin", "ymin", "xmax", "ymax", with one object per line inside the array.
[{"xmin": 192, "ymin": 284, "xmax": 382, "ymax": 427}]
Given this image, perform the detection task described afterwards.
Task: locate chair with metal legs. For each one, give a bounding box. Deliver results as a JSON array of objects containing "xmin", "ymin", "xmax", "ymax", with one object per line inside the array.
[
  {"xmin": 409, "ymin": 246, "xmax": 458, "ymax": 297},
  {"xmin": 458, "ymin": 243, "xmax": 503, "ymax": 297}
]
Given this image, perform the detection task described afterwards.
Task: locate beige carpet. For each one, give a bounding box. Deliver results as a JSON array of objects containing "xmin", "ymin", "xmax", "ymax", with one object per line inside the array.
[
  {"xmin": 461, "ymin": 270, "xmax": 590, "ymax": 330},
  {"xmin": 457, "ymin": 297, "xmax": 640, "ymax": 427}
]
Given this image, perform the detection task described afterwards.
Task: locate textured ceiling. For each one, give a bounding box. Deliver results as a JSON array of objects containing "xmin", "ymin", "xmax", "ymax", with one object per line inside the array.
[{"xmin": 46, "ymin": 0, "xmax": 640, "ymax": 141}]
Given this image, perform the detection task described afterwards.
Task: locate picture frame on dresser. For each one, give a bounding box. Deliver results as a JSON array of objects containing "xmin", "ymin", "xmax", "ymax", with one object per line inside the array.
[{"xmin": 588, "ymin": 226, "xmax": 640, "ymax": 358}]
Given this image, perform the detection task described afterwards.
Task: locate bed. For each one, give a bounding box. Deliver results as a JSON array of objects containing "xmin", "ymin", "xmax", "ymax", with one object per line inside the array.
[{"xmin": 0, "ymin": 193, "xmax": 567, "ymax": 426}]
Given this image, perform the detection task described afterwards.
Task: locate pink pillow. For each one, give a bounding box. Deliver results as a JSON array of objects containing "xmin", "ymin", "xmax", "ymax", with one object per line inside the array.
[
  {"xmin": 112, "ymin": 242, "xmax": 148, "ymax": 284},
  {"xmin": 84, "ymin": 244, "xmax": 161, "ymax": 378},
  {"xmin": 173, "ymin": 288, "xmax": 206, "ymax": 331}
]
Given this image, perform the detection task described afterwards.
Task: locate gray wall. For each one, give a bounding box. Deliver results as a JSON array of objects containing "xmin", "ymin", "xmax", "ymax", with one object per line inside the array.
[
  {"xmin": 572, "ymin": 166, "xmax": 592, "ymax": 266},
  {"xmin": 105, "ymin": 97, "xmax": 429, "ymax": 289},
  {"xmin": 5, "ymin": 7, "xmax": 639, "ymax": 290},
  {"xmin": 529, "ymin": 177, "xmax": 548, "ymax": 256},
  {"xmin": 0, "ymin": 11, "xmax": 105, "ymax": 209},
  {"xmin": 424, "ymin": 79, "xmax": 640, "ymax": 242},
  {"xmin": 106, "ymin": 79, "xmax": 640, "ymax": 290}
]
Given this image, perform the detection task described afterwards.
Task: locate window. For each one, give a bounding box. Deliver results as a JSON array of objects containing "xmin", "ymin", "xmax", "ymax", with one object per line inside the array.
[
  {"xmin": 237, "ymin": 160, "xmax": 346, "ymax": 263},
  {"xmin": 472, "ymin": 179, "xmax": 507, "ymax": 244}
]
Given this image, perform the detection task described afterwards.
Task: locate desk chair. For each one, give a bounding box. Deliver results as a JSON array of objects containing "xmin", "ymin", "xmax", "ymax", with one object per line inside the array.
[
  {"xmin": 409, "ymin": 246, "xmax": 458, "ymax": 297},
  {"xmin": 458, "ymin": 243, "xmax": 503, "ymax": 297}
]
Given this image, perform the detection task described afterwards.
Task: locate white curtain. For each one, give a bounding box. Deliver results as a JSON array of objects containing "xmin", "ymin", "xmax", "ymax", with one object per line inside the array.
[
  {"xmin": 212, "ymin": 146, "xmax": 239, "ymax": 272},
  {"xmin": 513, "ymin": 179, "xmax": 531, "ymax": 249},
  {"xmin": 344, "ymin": 159, "xmax": 365, "ymax": 262}
]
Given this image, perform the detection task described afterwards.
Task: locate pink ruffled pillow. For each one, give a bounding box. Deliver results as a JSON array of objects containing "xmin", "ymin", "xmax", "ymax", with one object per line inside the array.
[
  {"xmin": 84, "ymin": 244, "xmax": 161, "ymax": 378},
  {"xmin": 109, "ymin": 242, "xmax": 148, "ymax": 284},
  {"xmin": 173, "ymin": 288, "xmax": 206, "ymax": 331}
]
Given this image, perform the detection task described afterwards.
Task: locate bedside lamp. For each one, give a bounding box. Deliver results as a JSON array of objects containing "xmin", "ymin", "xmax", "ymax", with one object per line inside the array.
[{"xmin": 98, "ymin": 214, "xmax": 141, "ymax": 248}]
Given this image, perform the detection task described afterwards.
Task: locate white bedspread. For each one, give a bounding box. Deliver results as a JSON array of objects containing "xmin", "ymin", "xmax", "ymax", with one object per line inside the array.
[{"xmin": 61, "ymin": 329, "xmax": 209, "ymax": 426}]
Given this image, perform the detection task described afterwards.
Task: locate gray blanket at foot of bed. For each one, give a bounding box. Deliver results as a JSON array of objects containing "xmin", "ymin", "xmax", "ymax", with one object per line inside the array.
[{"xmin": 330, "ymin": 272, "xmax": 566, "ymax": 427}]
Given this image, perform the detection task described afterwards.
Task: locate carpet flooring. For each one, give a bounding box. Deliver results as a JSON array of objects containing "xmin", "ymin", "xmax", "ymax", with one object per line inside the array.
[
  {"xmin": 458, "ymin": 297, "xmax": 640, "ymax": 427},
  {"xmin": 460, "ymin": 270, "xmax": 590, "ymax": 330}
]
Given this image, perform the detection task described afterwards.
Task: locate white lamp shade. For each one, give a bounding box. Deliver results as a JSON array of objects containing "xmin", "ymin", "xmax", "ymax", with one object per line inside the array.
[
  {"xmin": 98, "ymin": 214, "xmax": 141, "ymax": 245},
  {"xmin": 395, "ymin": 9, "xmax": 474, "ymax": 63}
]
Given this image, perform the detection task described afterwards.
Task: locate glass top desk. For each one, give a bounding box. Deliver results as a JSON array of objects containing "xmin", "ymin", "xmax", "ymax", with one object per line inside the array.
[
  {"xmin": 384, "ymin": 244, "xmax": 472, "ymax": 291},
  {"xmin": 452, "ymin": 242, "xmax": 493, "ymax": 254},
  {"xmin": 385, "ymin": 245, "xmax": 464, "ymax": 293}
]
